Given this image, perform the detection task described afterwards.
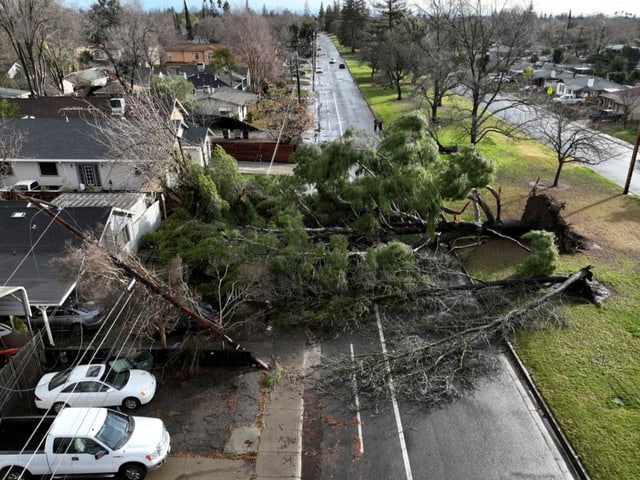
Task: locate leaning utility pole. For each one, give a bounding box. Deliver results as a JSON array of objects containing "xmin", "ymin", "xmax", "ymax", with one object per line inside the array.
[
  {"xmin": 623, "ymin": 123, "xmax": 640, "ymax": 195},
  {"xmin": 23, "ymin": 195, "xmax": 269, "ymax": 369}
]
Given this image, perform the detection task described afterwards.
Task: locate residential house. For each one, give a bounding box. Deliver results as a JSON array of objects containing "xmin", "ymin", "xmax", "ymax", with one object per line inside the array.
[
  {"xmin": 163, "ymin": 43, "xmax": 218, "ymax": 67},
  {"xmin": 0, "ymin": 97, "xmax": 211, "ymax": 192},
  {"xmin": 5, "ymin": 96, "xmax": 110, "ymax": 119},
  {"xmin": 51, "ymin": 192, "xmax": 163, "ymax": 257},
  {"xmin": 555, "ymin": 75, "xmax": 624, "ymax": 102},
  {"xmin": 62, "ymin": 68, "xmax": 111, "ymax": 96},
  {"xmin": 598, "ymin": 85, "xmax": 640, "ymax": 121},
  {"xmin": 194, "ymin": 87, "xmax": 259, "ymax": 121},
  {"xmin": 162, "ymin": 59, "xmax": 251, "ymax": 91},
  {"xmin": 205, "ymin": 117, "xmax": 295, "ymax": 163},
  {"xmin": 182, "ymin": 125, "xmax": 215, "ymax": 167},
  {"xmin": 187, "ymin": 71, "xmax": 230, "ymax": 94}
]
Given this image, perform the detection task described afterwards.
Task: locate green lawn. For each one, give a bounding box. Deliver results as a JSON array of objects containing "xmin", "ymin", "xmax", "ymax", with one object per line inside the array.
[{"xmin": 330, "ymin": 35, "xmax": 640, "ymax": 479}]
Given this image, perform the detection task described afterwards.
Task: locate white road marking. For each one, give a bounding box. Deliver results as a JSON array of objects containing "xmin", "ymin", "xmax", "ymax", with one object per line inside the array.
[
  {"xmin": 375, "ymin": 307, "xmax": 414, "ymax": 480},
  {"xmin": 350, "ymin": 342, "xmax": 364, "ymax": 455},
  {"xmin": 331, "ymin": 90, "xmax": 344, "ymax": 137}
]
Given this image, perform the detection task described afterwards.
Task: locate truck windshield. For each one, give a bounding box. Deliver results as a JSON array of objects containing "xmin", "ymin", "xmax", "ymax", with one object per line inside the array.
[{"xmin": 96, "ymin": 409, "xmax": 134, "ymax": 449}]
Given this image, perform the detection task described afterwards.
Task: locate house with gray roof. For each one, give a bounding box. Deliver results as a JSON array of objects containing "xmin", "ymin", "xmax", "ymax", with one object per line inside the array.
[
  {"xmin": 0, "ymin": 111, "xmax": 213, "ymax": 193},
  {"xmin": 555, "ymin": 75, "xmax": 624, "ymax": 101},
  {"xmin": 194, "ymin": 86, "xmax": 259, "ymax": 122}
]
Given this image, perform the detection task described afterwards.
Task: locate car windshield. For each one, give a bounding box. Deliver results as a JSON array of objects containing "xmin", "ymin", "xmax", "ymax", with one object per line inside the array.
[
  {"xmin": 102, "ymin": 367, "xmax": 130, "ymax": 390},
  {"xmin": 96, "ymin": 409, "xmax": 134, "ymax": 449},
  {"xmin": 49, "ymin": 370, "xmax": 72, "ymax": 390}
]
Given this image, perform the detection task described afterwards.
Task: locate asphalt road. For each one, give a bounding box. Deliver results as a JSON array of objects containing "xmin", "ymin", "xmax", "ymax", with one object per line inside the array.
[{"xmin": 302, "ymin": 310, "xmax": 574, "ymax": 480}]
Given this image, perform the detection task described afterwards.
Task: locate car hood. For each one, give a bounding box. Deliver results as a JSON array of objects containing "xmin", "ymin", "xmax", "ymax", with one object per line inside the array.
[{"xmin": 122, "ymin": 416, "xmax": 165, "ymax": 451}]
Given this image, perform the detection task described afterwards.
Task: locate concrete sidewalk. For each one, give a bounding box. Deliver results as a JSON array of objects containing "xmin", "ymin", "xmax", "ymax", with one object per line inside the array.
[{"xmin": 255, "ymin": 333, "xmax": 306, "ymax": 479}]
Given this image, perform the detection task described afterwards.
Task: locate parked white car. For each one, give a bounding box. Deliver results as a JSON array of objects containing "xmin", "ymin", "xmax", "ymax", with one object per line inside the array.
[{"xmin": 35, "ymin": 363, "xmax": 156, "ymax": 412}]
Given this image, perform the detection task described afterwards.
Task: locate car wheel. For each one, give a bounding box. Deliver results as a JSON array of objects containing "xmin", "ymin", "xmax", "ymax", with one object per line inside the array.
[
  {"xmin": 122, "ymin": 397, "xmax": 141, "ymax": 410},
  {"xmin": 3, "ymin": 467, "xmax": 30, "ymax": 480},
  {"xmin": 71, "ymin": 323, "xmax": 84, "ymax": 336},
  {"xmin": 119, "ymin": 463, "xmax": 146, "ymax": 480},
  {"xmin": 52, "ymin": 402, "xmax": 68, "ymax": 414}
]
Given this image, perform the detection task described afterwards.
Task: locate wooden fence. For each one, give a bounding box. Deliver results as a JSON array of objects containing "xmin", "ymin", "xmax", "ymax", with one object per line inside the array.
[{"xmin": 0, "ymin": 332, "xmax": 46, "ymax": 417}]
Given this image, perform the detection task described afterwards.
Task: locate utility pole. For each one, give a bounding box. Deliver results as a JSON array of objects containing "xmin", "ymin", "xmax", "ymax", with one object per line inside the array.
[
  {"xmin": 623, "ymin": 123, "xmax": 640, "ymax": 195},
  {"xmin": 22, "ymin": 195, "xmax": 269, "ymax": 369}
]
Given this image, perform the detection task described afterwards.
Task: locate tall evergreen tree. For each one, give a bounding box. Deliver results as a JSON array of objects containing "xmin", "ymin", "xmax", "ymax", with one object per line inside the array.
[
  {"xmin": 339, "ymin": 0, "xmax": 369, "ymax": 52},
  {"xmin": 184, "ymin": 0, "xmax": 194, "ymax": 40}
]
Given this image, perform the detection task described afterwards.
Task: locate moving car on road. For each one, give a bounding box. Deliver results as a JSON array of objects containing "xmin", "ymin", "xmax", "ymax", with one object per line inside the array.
[{"xmin": 35, "ymin": 363, "xmax": 157, "ymax": 412}]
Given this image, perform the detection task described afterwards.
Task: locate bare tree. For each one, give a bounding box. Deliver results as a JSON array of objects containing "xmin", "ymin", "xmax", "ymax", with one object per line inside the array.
[
  {"xmin": 449, "ymin": 0, "xmax": 535, "ymax": 145},
  {"xmin": 0, "ymin": 118, "xmax": 23, "ymax": 189},
  {"xmin": 534, "ymin": 102, "xmax": 609, "ymax": 187},
  {"xmin": 216, "ymin": 9, "xmax": 284, "ymax": 91},
  {"xmin": 43, "ymin": 6, "xmax": 84, "ymax": 93},
  {"xmin": 411, "ymin": 0, "xmax": 461, "ymax": 123},
  {"xmin": 376, "ymin": 25, "xmax": 418, "ymax": 101},
  {"xmin": 91, "ymin": 93, "xmax": 190, "ymax": 189},
  {"xmin": 83, "ymin": 0, "xmax": 160, "ymax": 92},
  {"xmin": 0, "ymin": 0, "xmax": 58, "ymax": 97}
]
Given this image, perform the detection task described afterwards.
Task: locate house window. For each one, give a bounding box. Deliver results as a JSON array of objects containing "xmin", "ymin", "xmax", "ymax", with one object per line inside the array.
[
  {"xmin": 194, "ymin": 52, "xmax": 200, "ymax": 60},
  {"xmin": 207, "ymin": 53, "xmax": 214, "ymax": 61},
  {"xmin": 77, "ymin": 164, "xmax": 101, "ymax": 188},
  {"xmin": 39, "ymin": 162, "xmax": 58, "ymax": 176},
  {"xmin": 0, "ymin": 162, "xmax": 13, "ymax": 176},
  {"xmin": 167, "ymin": 52, "xmax": 172, "ymax": 59}
]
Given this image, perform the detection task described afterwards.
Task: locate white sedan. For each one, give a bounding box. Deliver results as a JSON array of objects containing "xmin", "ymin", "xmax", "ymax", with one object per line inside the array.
[{"xmin": 35, "ymin": 363, "xmax": 156, "ymax": 412}]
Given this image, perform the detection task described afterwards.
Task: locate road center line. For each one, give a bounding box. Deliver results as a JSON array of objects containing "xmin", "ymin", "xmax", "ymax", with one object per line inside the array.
[
  {"xmin": 331, "ymin": 90, "xmax": 344, "ymax": 137},
  {"xmin": 375, "ymin": 306, "xmax": 414, "ymax": 480},
  {"xmin": 349, "ymin": 342, "xmax": 364, "ymax": 455}
]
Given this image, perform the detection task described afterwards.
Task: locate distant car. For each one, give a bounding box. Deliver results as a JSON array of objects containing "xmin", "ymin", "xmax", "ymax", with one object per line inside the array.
[
  {"xmin": 11, "ymin": 180, "xmax": 40, "ymax": 192},
  {"xmin": 35, "ymin": 363, "xmax": 157, "ymax": 412},
  {"xmin": 329, "ymin": 57, "xmax": 336, "ymax": 64},
  {"xmin": 316, "ymin": 66, "xmax": 323, "ymax": 74},
  {"xmin": 29, "ymin": 304, "xmax": 105, "ymax": 334},
  {"xmin": 339, "ymin": 63, "xmax": 346, "ymax": 69}
]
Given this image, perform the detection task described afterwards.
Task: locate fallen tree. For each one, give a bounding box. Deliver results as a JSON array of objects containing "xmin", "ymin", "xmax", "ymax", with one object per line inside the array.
[{"xmin": 319, "ymin": 266, "xmax": 598, "ymax": 408}]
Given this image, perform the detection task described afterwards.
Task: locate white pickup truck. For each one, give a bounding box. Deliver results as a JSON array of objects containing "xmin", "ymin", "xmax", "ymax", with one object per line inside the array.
[
  {"xmin": 552, "ymin": 93, "xmax": 584, "ymax": 104},
  {"xmin": 0, "ymin": 407, "xmax": 170, "ymax": 480}
]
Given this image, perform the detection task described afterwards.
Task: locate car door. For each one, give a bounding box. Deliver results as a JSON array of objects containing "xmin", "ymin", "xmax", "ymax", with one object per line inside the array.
[
  {"xmin": 51, "ymin": 436, "xmax": 114, "ymax": 476},
  {"xmin": 60, "ymin": 381, "xmax": 112, "ymax": 407}
]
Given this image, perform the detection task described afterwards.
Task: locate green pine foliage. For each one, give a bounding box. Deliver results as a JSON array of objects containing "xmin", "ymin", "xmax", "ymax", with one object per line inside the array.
[{"xmin": 514, "ymin": 230, "xmax": 559, "ymax": 277}]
